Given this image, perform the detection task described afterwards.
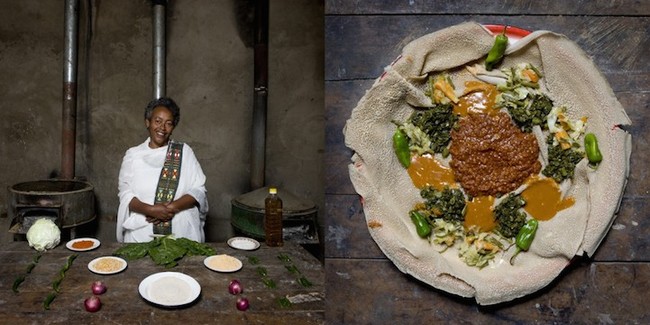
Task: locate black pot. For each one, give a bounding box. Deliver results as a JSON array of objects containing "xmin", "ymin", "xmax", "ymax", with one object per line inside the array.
[{"xmin": 8, "ymin": 180, "xmax": 95, "ymax": 233}]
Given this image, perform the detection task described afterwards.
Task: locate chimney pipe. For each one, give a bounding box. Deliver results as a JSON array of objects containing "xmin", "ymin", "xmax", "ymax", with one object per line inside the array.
[
  {"xmin": 61, "ymin": 0, "xmax": 79, "ymax": 180},
  {"xmin": 250, "ymin": 0, "xmax": 269, "ymax": 190},
  {"xmin": 152, "ymin": 0, "xmax": 167, "ymax": 99}
]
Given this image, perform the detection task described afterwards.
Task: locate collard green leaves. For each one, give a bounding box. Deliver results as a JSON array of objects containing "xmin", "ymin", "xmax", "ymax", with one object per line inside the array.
[{"xmin": 114, "ymin": 236, "xmax": 216, "ymax": 268}]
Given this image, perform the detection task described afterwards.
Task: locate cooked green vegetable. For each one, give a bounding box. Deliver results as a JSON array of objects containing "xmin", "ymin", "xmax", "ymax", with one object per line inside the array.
[
  {"xmin": 114, "ymin": 235, "xmax": 215, "ymax": 268},
  {"xmin": 409, "ymin": 104, "xmax": 458, "ymax": 156},
  {"xmin": 410, "ymin": 210, "xmax": 432, "ymax": 238},
  {"xmin": 542, "ymin": 136, "xmax": 584, "ymax": 183},
  {"xmin": 584, "ymin": 133, "xmax": 603, "ymax": 166},
  {"xmin": 420, "ymin": 186, "xmax": 466, "ymax": 223},
  {"xmin": 485, "ymin": 27, "xmax": 509, "ymax": 71},
  {"xmin": 496, "ymin": 64, "xmax": 551, "ymax": 132},
  {"xmin": 429, "ymin": 218, "xmax": 463, "ymax": 249},
  {"xmin": 510, "ymin": 219, "xmax": 539, "ymax": 265},
  {"xmin": 507, "ymin": 93, "xmax": 554, "ymax": 132},
  {"xmin": 427, "ymin": 73, "xmax": 459, "ymax": 104},
  {"xmin": 458, "ymin": 229, "xmax": 504, "ymax": 269},
  {"xmin": 494, "ymin": 193, "xmax": 527, "ymax": 238},
  {"xmin": 392, "ymin": 128, "xmax": 411, "ymax": 168}
]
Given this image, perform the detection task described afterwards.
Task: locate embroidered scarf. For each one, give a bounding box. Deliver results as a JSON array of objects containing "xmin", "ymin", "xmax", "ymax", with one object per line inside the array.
[{"xmin": 152, "ymin": 141, "xmax": 183, "ymax": 235}]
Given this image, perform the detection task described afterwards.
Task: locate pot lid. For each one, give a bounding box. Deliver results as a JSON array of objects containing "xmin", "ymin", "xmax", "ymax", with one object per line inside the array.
[{"xmin": 232, "ymin": 187, "xmax": 316, "ymax": 213}]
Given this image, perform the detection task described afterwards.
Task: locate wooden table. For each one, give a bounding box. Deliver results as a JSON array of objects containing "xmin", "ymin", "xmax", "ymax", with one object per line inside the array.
[
  {"xmin": 0, "ymin": 241, "xmax": 324, "ymax": 324},
  {"xmin": 324, "ymin": 1, "xmax": 649, "ymax": 323}
]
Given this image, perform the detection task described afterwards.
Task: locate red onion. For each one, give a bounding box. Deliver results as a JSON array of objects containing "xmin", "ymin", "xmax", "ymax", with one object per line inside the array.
[
  {"xmin": 228, "ymin": 279, "xmax": 243, "ymax": 295},
  {"xmin": 84, "ymin": 296, "xmax": 102, "ymax": 312},
  {"xmin": 91, "ymin": 281, "xmax": 107, "ymax": 295},
  {"xmin": 236, "ymin": 297, "xmax": 249, "ymax": 311}
]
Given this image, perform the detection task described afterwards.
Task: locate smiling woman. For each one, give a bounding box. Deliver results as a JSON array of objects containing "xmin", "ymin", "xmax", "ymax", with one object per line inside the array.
[{"xmin": 116, "ymin": 97, "xmax": 209, "ymax": 243}]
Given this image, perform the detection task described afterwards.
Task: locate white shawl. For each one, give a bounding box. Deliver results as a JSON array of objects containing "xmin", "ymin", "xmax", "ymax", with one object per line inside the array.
[{"xmin": 116, "ymin": 138, "xmax": 208, "ymax": 242}]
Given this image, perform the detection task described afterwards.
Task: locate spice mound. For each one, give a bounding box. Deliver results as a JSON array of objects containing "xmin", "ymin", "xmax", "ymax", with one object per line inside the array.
[
  {"xmin": 450, "ymin": 112, "xmax": 541, "ymax": 197},
  {"xmin": 72, "ymin": 240, "xmax": 95, "ymax": 249},
  {"xmin": 205, "ymin": 254, "xmax": 243, "ymax": 272},
  {"xmin": 91, "ymin": 257, "xmax": 126, "ymax": 273}
]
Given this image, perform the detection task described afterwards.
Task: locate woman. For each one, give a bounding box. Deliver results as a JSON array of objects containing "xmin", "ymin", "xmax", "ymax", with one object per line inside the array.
[{"xmin": 116, "ymin": 97, "xmax": 208, "ymax": 242}]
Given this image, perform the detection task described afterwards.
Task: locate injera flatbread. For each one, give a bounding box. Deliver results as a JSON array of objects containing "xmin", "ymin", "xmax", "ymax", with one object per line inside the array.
[{"xmin": 343, "ymin": 21, "xmax": 631, "ymax": 305}]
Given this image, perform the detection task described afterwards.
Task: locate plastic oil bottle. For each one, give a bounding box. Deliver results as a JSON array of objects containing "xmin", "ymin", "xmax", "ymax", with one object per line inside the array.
[{"xmin": 264, "ymin": 187, "xmax": 283, "ymax": 246}]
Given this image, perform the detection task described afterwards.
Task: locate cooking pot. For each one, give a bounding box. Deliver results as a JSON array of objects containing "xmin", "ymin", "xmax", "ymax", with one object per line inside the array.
[
  {"xmin": 231, "ymin": 187, "xmax": 318, "ymax": 244},
  {"xmin": 8, "ymin": 179, "xmax": 95, "ymax": 234}
]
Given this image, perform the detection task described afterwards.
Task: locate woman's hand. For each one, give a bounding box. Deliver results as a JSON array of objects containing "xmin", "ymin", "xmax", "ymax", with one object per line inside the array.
[
  {"xmin": 145, "ymin": 203, "xmax": 179, "ymax": 224},
  {"xmin": 129, "ymin": 196, "xmax": 197, "ymax": 225}
]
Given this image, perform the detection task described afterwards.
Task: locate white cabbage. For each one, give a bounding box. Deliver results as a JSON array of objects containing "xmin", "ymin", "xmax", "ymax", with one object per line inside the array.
[{"xmin": 26, "ymin": 219, "xmax": 61, "ymax": 251}]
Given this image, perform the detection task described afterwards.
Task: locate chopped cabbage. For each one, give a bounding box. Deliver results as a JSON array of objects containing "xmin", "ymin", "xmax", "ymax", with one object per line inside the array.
[{"xmin": 26, "ymin": 218, "xmax": 61, "ymax": 252}]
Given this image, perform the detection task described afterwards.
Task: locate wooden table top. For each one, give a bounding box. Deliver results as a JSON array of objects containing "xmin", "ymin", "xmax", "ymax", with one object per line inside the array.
[
  {"xmin": 0, "ymin": 241, "xmax": 324, "ymax": 324},
  {"xmin": 324, "ymin": 1, "xmax": 649, "ymax": 323}
]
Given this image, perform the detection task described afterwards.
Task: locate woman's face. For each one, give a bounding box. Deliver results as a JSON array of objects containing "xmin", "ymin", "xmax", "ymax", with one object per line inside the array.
[{"xmin": 145, "ymin": 106, "xmax": 175, "ymax": 148}]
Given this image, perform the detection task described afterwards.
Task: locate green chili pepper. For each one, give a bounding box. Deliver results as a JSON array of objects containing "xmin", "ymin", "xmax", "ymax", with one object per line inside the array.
[
  {"xmin": 52, "ymin": 278, "xmax": 62, "ymax": 293},
  {"xmin": 262, "ymin": 277, "xmax": 277, "ymax": 289},
  {"xmin": 43, "ymin": 292, "xmax": 57, "ymax": 310},
  {"xmin": 485, "ymin": 26, "xmax": 509, "ymax": 71},
  {"xmin": 393, "ymin": 128, "xmax": 411, "ymax": 168},
  {"xmin": 285, "ymin": 265, "xmax": 300, "ymax": 275},
  {"xmin": 256, "ymin": 266, "xmax": 268, "ymax": 277},
  {"xmin": 584, "ymin": 133, "xmax": 603, "ymax": 165},
  {"xmin": 25, "ymin": 262, "xmax": 37, "ymax": 274},
  {"xmin": 510, "ymin": 218, "xmax": 539, "ymax": 265},
  {"xmin": 277, "ymin": 254, "xmax": 292, "ymax": 263},
  {"xmin": 248, "ymin": 256, "xmax": 260, "ymax": 265},
  {"xmin": 12, "ymin": 275, "xmax": 26, "ymax": 293},
  {"xmin": 297, "ymin": 276, "xmax": 313, "ymax": 288},
  {"xmin": 410, "ymin": 210, "xmax": 432, "ymax": 238},
  {"xmin": 278, "ymin": 297, "xmax": 292, "ymax": 308}
]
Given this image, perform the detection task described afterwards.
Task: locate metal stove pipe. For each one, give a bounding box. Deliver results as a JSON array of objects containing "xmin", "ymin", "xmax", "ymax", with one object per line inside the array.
[
  {"xmin": 250, "ymin": 0, "xmax": 269, "ymax": 190},
  {"xmin": 61, "ymin": 0, "xmax": 79, "ymax": 180},
  {"xmin": 152, "ymin": 0, "xmax": 167, "ymax": 99}
]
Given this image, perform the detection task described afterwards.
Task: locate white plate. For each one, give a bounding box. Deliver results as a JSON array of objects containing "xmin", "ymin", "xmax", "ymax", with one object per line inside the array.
[
  {"xmin": 88, "ymin": 256, "xmax": 128, "ymax": 275},
  {"xmin": 204, "ymin": 254, "xmax": 243, "ymax": 273},
  {"xmin": 139, "ymin": 272, "xmax": 201, "ymax": 307},
  {"xmin": 66, "ymin": 237, "xmax": 101, "ymax": 251},
  {"xmin": 227, "ymin": 237, "xmax": 260, "ymax": 251}
]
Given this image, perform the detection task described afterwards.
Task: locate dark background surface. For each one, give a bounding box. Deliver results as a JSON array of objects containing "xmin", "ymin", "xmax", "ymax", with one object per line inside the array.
[{"xmin": 324, "ymin": 1, "xmax": 649, "ymax": 323}]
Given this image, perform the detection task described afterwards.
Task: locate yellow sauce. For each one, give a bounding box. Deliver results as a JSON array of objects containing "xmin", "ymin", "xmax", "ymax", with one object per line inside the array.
[
  {"xmin": 521, "ymin": 176, "xmax": 575, "ymax": 221},
  {"xmin": 407, "ymin": 154, "xmax": 455, "ymax": 190},
  {"xmin": 453, "ymin": 81, "xmax": 499, "ymax": 117},
  {"xmin": 463, "ymin": 196, "xmax": 496, "ymax": 232}
]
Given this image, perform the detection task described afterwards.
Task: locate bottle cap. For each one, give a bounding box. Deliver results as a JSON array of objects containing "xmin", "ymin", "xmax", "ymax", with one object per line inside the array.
[{"xmin": 269, "ymin": 187, "xmax": 277, "ymax": 194}]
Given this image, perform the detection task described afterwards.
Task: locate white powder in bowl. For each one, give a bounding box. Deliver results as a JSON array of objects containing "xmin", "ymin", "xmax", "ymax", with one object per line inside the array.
[
  {"xmin": 149, "ymin": 276, "xmax": 192, "ymax": 305},
  {"xmin": 207, "ymin": 254, "xmax": 242, "ymax": 272},
  {"xmin": 232, "ymin": 239, "xmax": 257, "ymax": 250}
]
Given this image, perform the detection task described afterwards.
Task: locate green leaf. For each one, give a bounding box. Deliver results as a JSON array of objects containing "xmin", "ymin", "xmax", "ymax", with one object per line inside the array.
[
  {"xmin": 297, "ymin": 277, "xmax": 313, "ymax": 288},
  {"xmin": 278, "ymin": 297, "xmax": 292, "ymax": 308}
]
